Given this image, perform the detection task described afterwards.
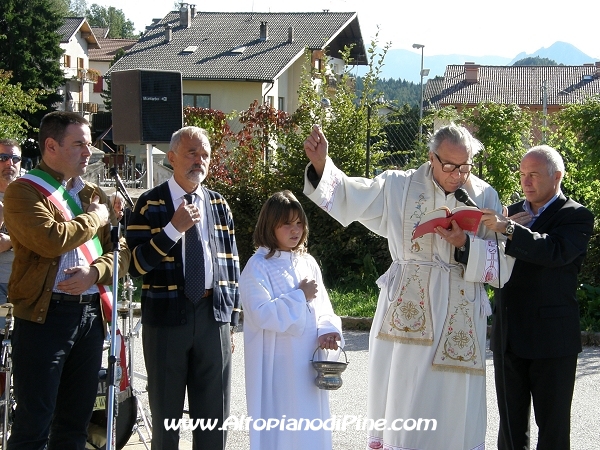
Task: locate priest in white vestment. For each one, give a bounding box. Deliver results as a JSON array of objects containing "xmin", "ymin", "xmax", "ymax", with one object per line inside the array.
[{"xmin": 303, "ymin": 124, "xmax": 514, "ymax": 450}]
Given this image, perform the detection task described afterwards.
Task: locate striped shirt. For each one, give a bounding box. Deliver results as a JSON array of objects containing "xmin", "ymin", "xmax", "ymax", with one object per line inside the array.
[{"xmin": 54, "ymin": 177, "xmax": 99, "ymax": 295}]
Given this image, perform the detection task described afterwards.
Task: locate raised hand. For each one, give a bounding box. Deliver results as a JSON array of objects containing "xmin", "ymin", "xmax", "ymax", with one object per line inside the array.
[{"xmin": 303, "ymin": 125, "xmax": 328, "ymax": 177}]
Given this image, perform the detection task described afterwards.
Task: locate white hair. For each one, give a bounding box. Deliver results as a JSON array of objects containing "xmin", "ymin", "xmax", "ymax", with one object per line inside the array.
[
  {"xmin": 169, "ymin": 126, "xmax": 209, "ymax": 152},
  {"xmin": 429, "ymin": 123, "xmax": 483, "ymax": 160},
  {"xmin": 525, "ymin": 145, "xmax": 565, "ymax": 181}
]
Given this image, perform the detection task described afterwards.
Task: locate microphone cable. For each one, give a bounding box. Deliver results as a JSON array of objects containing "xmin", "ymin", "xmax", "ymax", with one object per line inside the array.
[
  {"xmin": 456, "ymin": 188, "xmax": 515, "ymax": 450},
  {"xmin": 496, "ymin": 231, "xmax": 516, "ymax": 450}
]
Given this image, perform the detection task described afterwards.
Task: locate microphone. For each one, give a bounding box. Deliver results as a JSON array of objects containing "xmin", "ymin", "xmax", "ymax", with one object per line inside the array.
[
  {"xmin": 454, "ymin": 188, "xmax": 479, "ymax": 209},
  {"xmin": 109, "ymin": 167, "xmax": 135, "ymax": 209}
]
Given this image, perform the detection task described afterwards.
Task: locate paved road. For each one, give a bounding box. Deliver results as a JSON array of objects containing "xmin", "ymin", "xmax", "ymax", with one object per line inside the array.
[{"xmin": 122, "ymin": 326, "xmax": 600, "ymax": 449}]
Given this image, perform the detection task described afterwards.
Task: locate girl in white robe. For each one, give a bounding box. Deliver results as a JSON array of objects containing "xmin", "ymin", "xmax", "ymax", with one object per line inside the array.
[{"xmin": 240, "ymin": 190, "xmax": 344, "ymax": 450}]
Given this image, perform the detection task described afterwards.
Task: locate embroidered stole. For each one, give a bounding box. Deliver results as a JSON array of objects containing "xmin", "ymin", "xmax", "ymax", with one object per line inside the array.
[
  {"xmin": 18, "ymin": 169, "xmax": 114, "ymax": 322},
  {"xmin": 376, "ymin": 164, "xmax": 485, "ymax": 375}
]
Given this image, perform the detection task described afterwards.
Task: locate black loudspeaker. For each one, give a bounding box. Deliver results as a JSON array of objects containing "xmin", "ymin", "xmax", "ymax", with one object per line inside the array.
[{"xmin": 111, "ymin": 69, "xmax": 183, "ymax": 144}]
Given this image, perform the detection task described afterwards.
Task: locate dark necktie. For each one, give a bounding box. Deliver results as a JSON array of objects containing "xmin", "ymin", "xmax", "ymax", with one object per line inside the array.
[{"xmin": 183, "ymin": 194, "xmax": 205, "ymax": 304}]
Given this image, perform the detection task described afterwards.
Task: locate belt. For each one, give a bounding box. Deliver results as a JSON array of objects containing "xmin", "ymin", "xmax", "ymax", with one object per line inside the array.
[
  {"xmin": 51, "ymin": 293, "xmax": 100, "ymax": 304},
  {"xmin": 202, "ymin": 289, "xmax": 213, "ymax": 298}
]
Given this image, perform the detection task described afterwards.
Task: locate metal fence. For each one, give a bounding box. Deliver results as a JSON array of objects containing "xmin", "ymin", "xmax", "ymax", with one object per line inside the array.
[
  {"xmin": 222, "ymin": 108, "xmax": 425, "ymax": 174},
  {"xmin": 372, "ymin": 113, "xmax": 424, "ymax": 171}
]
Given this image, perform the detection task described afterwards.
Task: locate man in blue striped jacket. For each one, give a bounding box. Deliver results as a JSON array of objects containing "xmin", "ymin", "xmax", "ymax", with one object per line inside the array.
[{"xmin": 126, "ymin": 126, "xmax": 240, "ymax": 450}]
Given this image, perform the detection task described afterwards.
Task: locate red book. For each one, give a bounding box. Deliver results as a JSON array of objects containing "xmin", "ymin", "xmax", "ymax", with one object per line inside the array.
[{"xmin": 412, "ymin": 206, "xmax": 483, "ymax": 240}]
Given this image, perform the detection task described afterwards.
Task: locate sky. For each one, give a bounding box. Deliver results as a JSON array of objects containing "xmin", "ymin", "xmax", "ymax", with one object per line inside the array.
[{"xmin": 91, "ymin": 0, "xmax": 600, "ymax": 60}]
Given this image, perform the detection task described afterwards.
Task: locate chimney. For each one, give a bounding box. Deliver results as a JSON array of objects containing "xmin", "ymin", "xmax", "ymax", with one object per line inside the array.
[
  {"xmin": 260, "ymin": 21, "xmax": 269, "ymax": 41},
  {"xmin": 464, "ymin": 62, "xmax": 480, "ymax": 83},
  {"xmin": 190, "ymin": 4, "xmax": 196, "ymax": 18},
  {"xmin": 288, "ymin": 26, "xmax": 294, "ymax": 43},
  {"xmin": 164, "ymin": 24, "xmax": 172, "ymax": 43},
  {"xmin": 180, "ymin": 3, "xmax": 191, "ymax": 28}
]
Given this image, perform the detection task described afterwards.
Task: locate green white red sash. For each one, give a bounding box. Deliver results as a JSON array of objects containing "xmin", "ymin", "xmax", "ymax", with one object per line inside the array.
[{"xmin": 18, "ymin": 169, "xmax": 114, "ymax": 322}]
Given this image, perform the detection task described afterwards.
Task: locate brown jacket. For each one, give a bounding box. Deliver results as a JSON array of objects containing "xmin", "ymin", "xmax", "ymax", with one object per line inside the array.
[{"xmin": 3, "ymin": 162, "xmax": 131, "ymax": 323}]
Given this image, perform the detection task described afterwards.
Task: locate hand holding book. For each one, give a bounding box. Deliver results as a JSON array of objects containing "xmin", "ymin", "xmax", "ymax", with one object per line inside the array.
[{"xmin": 412, "ymin": 206, "xmax": 483, "ymax": 240}]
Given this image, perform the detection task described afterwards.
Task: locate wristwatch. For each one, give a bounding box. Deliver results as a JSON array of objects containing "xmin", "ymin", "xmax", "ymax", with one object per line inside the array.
[{"xmin": 503, "ymin": 219, "xmax": 515, "ymax": 236}]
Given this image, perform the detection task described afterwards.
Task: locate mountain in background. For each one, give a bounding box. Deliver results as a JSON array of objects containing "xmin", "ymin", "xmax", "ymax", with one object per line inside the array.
[
  {"xmin": 352, "ymin": 41, "xmax": 598, "ymax": 83},
  {"xmin": 509, "ymin": 41, "xmax": 596, "ymax": 65}
]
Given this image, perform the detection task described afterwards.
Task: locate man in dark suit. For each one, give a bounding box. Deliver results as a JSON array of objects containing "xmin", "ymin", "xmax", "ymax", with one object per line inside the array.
[
  {"xmin": 126, "ymin": 126, "xmax": 240, "ymax": 450},
  {"xmin": 481, "ymin": 145, "xmax": 594, "ymax": 450}
]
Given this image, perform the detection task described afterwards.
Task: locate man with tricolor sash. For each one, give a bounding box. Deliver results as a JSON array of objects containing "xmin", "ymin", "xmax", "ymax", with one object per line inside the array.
[{"xmin": 3, "ymin": 111, "xmax": 131, "ymax": 450}]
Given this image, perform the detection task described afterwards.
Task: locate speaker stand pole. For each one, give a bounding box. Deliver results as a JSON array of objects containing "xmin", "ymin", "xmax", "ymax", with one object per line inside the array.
[
  {"xmin": 146, "ymin": 144, "xmax": 154, "ymax": 189},
  {"xmin": 106, "ymin": 226, "xmax": 121, "ymax": 450}
]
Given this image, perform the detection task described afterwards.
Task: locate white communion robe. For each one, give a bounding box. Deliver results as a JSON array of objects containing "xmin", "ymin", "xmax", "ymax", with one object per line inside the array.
[
  {"xmin": 304, "ymin": 157, "xmax": 514, "ymax": 450},
  {"xmin": 240, "ymin": 247, "xmax": 344, "ymax": 450}
]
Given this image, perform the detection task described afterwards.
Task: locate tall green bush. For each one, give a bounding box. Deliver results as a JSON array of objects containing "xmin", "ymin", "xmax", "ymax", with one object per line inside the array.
[{"xmin": 461, "ymin": 103, "xmax": 532, "ymax": 204}]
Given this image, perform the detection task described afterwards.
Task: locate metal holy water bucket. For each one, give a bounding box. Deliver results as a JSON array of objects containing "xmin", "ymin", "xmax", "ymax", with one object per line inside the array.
[{"xmin": 311, "ymin": 347, "xmax": 349, "ymax": 390}]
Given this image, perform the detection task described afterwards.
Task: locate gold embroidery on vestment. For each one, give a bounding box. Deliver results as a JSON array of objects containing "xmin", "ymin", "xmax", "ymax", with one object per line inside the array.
[{"xmin": 375, "ymin": 164, "xmax": 485, "ymax": 375}]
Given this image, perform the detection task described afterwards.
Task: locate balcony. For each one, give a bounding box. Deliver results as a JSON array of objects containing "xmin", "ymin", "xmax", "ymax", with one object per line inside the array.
[
  {"xmin": 78, "ymin": 68, "xmax": 100, "ymax": 83},
  {"xmin": 72, "ymin": 102, "xmax": 99, "ymax": 113}
]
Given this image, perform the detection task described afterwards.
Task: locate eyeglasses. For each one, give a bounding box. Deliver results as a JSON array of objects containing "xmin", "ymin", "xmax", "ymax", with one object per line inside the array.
[
  {"xmin": 434, "ymin": 153, "xmax": 473, "ymax": 173},
  {"xmin": 0, "ymin": 154, "xmax": 21, "ymax": 164}
]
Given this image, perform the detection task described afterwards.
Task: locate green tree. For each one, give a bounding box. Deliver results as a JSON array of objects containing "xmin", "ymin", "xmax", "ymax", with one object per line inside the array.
[
  {"xmin": 547, "ymin": 97, "xmax": 600, "ymax": 224},
  {"xmin": 86, "ymin": 4, "xmax": 136, "ymax": 39},
  {"xmin": 461, "ymin": 103, "xmax": 533, "ymax": 203},
  {"xmin": 546, "ymin": 97, "xmax": 600, "ymax": 286},
  {"xmin": 513, "ymin": 56, "xmax": 560, "ymax": 66},
  {"xmin": 50, "ymin": 0, "xmax": 71, "ymax": 17},
  {"xmin": 356, "ymin": 76, "xmax": 421, "ymax": 108},
  {"xmin": 0, "ymin": 0, "xmax": 64, "ymax": 134},
  {"xmin": 0, "ymin": 70, "xmax": 45, "ymax": 140},
  {"xmin": 69, "ymin": 0, "xmax": 87, "ymax": 17}
]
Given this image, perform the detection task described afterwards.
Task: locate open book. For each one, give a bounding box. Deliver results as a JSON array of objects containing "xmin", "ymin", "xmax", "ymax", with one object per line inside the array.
[{"xmin": 412, "ymin": 206, "xmax": 483, "ymax": 240}]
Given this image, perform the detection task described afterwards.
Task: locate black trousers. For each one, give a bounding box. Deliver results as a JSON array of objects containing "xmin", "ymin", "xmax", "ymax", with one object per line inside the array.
[
  {"xmin": 8, "ymin": 299, "xmax": 104, "ymax": 450},
  {"xmin": 143, "ymin": 297, "xmax": 231, "ymax": 450},
  {"xmin": 493, "ymin": 349, "xmax": 577, "ymax": 450}
]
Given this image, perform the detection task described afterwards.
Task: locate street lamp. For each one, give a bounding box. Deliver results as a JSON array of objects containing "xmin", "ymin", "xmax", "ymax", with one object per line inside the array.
[
  {"xmin": 320, "ymin": 97, "xmax": 331, "ymax": 126},
  {"xmin": 412, "ymin": 43, "xmax": 428, "ymax": 141},
  {"xmin": 366, "ymin": 95, "xmax": 385, "ymax": 178}
]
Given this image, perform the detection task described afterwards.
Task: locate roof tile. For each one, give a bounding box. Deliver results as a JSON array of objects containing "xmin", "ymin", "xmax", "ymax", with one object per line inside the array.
[
  {"xmin": 426, "ymin": 64, "xmax": 600, "ymax": 108},
  {"xmin": 108, "ymin": 11, "xmax": 366, "ymax": 81}
]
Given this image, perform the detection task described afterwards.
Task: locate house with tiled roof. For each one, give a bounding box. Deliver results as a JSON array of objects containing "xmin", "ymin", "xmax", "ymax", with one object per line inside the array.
[
  {"xmin": 425, "ymin": 62, "xmax": 600, "ymax": 114},
  {"xmin": 108, "ymin": 5, "xmax": 366, "ymax": 118},
  {"xmin": 91, "ymin": 27, "xmax": 109, "ymax": 39},
  {"xmin": 88, "ymin": 34, "xmax": 138, "ymax": 113},
  {"xmin": 57, "ymin": 18, "xmax": 100, "ymax": 118}
]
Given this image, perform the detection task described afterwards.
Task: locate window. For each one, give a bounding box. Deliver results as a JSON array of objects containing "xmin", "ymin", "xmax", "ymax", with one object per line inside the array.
[
  {"xmin": 183, "ymin": 94, "xmax": 210, "ymax": 108},
  {"xmin": 93, "ymin": 76, "xmax": 104, "ymax": 93},
  {"xmin": 278, "ymin": 97, "xmax": 285, "ymax": 111},
  {"xmin": 266, "ymin": 96, "xmax": 274, "ymax": 107},
  {"xmin": 77, "ymin": 57, "xmax": 84, "ymax": 69},
  {"xmin": 63, "ymin": 55, "xmax": 71, "ymax": 67}
]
